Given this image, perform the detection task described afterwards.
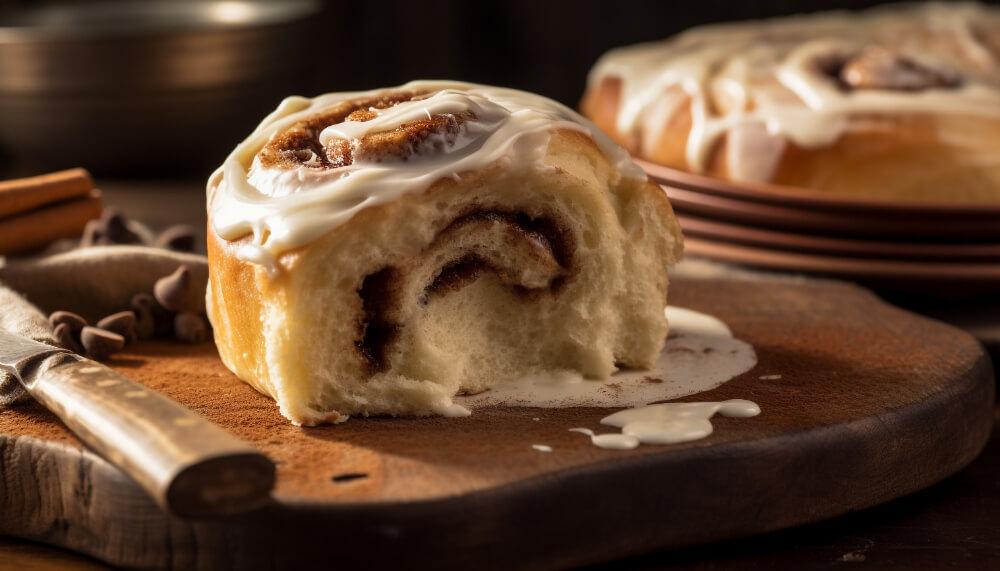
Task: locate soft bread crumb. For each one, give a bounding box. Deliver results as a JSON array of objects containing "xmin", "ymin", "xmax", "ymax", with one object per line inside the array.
[{"xmin": 208, "ymin": 129, "xmax": 682, "ymax": 425}]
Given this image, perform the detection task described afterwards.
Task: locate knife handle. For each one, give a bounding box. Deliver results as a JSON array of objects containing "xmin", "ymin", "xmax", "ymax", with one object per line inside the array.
[{"xmin": 29, "ymin": 355, "xmax": 274, "ymax": 517}]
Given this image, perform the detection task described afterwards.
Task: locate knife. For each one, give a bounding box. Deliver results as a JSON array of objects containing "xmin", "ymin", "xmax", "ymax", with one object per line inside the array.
[{"xmin": 0, "ymin": 328, "xmax": 274, "ymax": 517}]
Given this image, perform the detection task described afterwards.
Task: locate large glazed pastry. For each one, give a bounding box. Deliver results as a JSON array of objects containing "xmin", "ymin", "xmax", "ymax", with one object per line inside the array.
[
  {"xmin": 581, "ymin": 2, "xmax": 1000, "ymax": 202},
  {"xmin": 207, "ymin": 81, "xmax": 683, "ymax": 425}
]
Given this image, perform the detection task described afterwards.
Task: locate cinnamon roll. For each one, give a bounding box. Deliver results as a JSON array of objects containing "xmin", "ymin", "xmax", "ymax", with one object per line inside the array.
[
  {"xmin": 581, "ymin": 2, "xmax": 1000, "ymax": 202},
  {"xmin": 206, "ymin": 81, "xmax": 683, "ymax": 425}
]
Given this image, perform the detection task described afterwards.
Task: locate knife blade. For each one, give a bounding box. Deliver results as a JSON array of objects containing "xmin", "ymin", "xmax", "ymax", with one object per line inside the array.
[{"xmin": 0, "ymin": 328, "xmax": 274, "ymax": 517}]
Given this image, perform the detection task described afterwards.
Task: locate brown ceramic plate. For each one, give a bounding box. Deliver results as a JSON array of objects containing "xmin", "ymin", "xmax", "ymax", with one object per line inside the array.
[
  {"xmin": 663, "ymin": 185, "xmax": 1000, "ymax": 241},
  {"xmin": 677, "ymin": 214, "xmax": 1000, "ymax": 262},
  {"xmin": 638, "ymin": 158, "xmax": 1000, "ymax": 217},
  {"xmin": 683, "ymin": 235, "xmax": 1000, "ymax": 293}
]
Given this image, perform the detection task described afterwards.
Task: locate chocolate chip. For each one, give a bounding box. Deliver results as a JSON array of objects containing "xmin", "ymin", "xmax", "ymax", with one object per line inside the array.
[
  {"xmin": 100, "ymin": 208, "xmax": 141, "ymax": 245},
  {"xmin": 155, "ymin": 225, "xmax": 197, "ymax": 252},
  {"xmin": 81, "ymin": 326, "xmax": 125, "ymax": 361},
  {"xmin": 131, "ymin": 304, "xmax": 156, "ymax": 340},
  {"xmin": 97, "ymin": 311, "xmax": 137, "ymax": 346},
  {"xmin": 154, "ymin": 265, "xmax": 196, "ymax": 313},
  {"xmin": 174, "ymin": 312, "xmax": 209, "ymax": 344},
  {"xmin": 49, "ymin": 311, "xmax": 88, "ymax": 336},
  {"xmin": 54, "ymin": 322, "xmax": 84, "ymax": 354},
  {"xmin": 131, "ymin": 292, "xmax": 172, "ymax": 338}
]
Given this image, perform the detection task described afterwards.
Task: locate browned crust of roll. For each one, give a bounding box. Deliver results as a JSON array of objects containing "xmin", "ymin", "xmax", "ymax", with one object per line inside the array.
[{"xmin": 582, "ymin": 75, "xmax": 1000, "ymax": 201}]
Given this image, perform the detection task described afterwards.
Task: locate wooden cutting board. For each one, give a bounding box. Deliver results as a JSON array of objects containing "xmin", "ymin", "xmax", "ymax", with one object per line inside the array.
[{"xmin": 0, "ymin": 277, "xmax": 993, "ymax": 570}]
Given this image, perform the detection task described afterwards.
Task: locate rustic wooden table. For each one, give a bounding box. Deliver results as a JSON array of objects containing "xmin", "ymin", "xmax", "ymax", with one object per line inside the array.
[{"xmin": 1, "ymin": 181, "xmax": 997, "ymax": 569}]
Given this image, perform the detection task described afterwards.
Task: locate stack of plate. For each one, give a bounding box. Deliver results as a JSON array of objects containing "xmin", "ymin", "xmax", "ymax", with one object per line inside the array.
[{"xmin": 636, "ymin": 159, "xmax": 1000, "ymax": 293}]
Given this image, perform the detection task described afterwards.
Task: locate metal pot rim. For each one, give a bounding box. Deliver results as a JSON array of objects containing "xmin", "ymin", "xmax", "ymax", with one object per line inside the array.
[{"xmin": 0, "ymin": 0, "xmax": 320, "ymax": 43}]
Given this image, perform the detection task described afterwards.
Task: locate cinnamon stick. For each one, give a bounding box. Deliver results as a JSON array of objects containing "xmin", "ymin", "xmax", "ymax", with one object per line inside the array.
[
  {"xmin": 0, "ymin": 189, "xmax": 102, "ymax": 255},
  {"xmin": 0, "ymin": 168, "xmax": 94, "ymax": 219}
]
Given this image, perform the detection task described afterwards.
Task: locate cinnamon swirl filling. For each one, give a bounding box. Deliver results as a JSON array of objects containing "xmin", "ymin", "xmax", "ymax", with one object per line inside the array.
[
  {"xmin": 355, "ymin": 209, "xmax": 574, "ymax": 372},
  {"xmin": 257, "ymin": 90, "xmax": 480, "ymax": 169}
]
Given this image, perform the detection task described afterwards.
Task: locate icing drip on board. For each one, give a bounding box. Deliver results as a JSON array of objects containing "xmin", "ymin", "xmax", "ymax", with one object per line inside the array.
[
  {"xmin": 570, "ymin": 400, "xmax": 761, "ymax": 450},
  {"xmin": 510, "ymin": 306, "xmax": 757, "ymax": 451},
  {"xmin": 456, "ymin": 306, "xmax": 757, "ymax": 410}
]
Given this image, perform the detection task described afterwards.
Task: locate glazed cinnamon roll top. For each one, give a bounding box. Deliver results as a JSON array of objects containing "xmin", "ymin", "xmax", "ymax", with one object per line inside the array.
[
  {"xmin": 208, "ymin": 82, "xmax": 644, "ymax": 274},
  {"xmin": 257, "ymin": 90, "xmax": 477, "ymax": 170},
  {"xmin": 584, "ymin": 2, "xmax": 1000, "ymax": 178}
]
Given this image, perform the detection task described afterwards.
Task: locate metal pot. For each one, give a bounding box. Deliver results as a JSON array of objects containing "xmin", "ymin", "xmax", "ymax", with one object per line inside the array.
[{"xmin": 0, "ymin": 1, "xmax": 320, "ymax": 175}]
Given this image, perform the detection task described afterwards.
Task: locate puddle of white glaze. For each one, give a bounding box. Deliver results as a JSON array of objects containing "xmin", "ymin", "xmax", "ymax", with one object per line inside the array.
[
  {"xmin": 664, "ymin": 306, "xmax": 732, "ymax": 338},
  {"xmin": 569, "ymin": 428, "xmax": 640, "ymax": 450},
  {"xmin": 456, "ymin": 306, "xmax": 757, "ymax": 409},
  {"xmin": 569, "ymin": 399, "xmax": 761, "ymax": 450},
  {"xmin": 433, "ymin": 403, "xmax": 472, "ymax": 417}
]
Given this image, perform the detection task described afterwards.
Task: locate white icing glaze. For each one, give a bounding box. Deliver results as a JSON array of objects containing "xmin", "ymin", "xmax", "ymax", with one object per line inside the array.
[
  {"xmin": 587, "ymin": 2, "xmax": 1000, "ymax": 174},
  {"xmin": 456, "ymin": 306, "xmax": 756, "ymax": 409},
  {"xmin": 664, "ymin": 305, "xmax": 732, "ymax": 337},
  {"xmin": 569, "ymin": 428, "xmax": 640, "ymax": 451},
  {"xmin": 572, "ymin": 399, "xmax": 761, "ymax": 450},
  {"xmin": 208, "ymin": 81, "xmax": 645, "ymax": 274},
  {"xmin": 532, "ymin": 444, "xmax": 553, "ymax": 453},
  {"xmin": 433, "ymin": 402, "xmax": 471, "ymax": 418}
]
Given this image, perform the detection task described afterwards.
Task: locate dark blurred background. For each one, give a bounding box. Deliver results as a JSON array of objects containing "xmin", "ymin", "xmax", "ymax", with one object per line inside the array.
[
  {"xmin": 0, "ymin": 0, "xmax": 997, "ymax": 178},
  {"xmin": 311, "ymin": 0, "xmax": 909, "ymax": 106}
]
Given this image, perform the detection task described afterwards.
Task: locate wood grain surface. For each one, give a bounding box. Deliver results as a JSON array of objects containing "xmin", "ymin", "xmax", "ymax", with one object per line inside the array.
[{"xmin": 0, "ymin": 277, "xmax": 993, "ymax": 570}]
